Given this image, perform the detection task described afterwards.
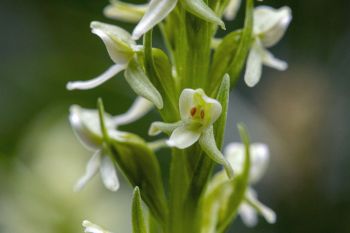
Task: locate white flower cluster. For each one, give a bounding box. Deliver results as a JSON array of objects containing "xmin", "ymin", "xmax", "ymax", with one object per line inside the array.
[{"xmin": 65, "ymin": 0, "xmax": 292, "ymax": 232}]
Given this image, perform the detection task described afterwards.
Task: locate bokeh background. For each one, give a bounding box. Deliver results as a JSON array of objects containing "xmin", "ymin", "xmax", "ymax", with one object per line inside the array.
[{"xmin": 1, "ymin": 0, "xmax": 349, "ymax": 232}]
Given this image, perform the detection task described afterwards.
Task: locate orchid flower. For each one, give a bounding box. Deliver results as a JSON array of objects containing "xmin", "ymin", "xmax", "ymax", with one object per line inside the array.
[
  {"xmin": 82, "ymin": 220, "xmax": 113, "ymax": 233},
  {"xmin": 244, "ymin": 6, "xmax": 292, "ymax": 87},
  {"xmin": 67, "ymin": 21, "xmax": 139, "ymax": 91},
  {"xmin": 69, "ymin": 97, "xmax": 153, "ymax": 192},
  {"xmin": 224, "ymin": 143, "xmax": 276, "ymax": 227},
  {"xmin": 66, "ymin": 21, "xmax": 163, "ymax": 109},
  {"xmin": 149, "ymin": 88, "xmax": 234, "ymax": 177},
  {"xmin": 149, "ymin": 88, "xmax": 222, "ymax": 149},
  {"xmin": 104, "ymin": 0, "xmax": 148, "ymax": 23},
  {"xmin": 132, "ymin": 0, "xmax": 225, "ymax": 40}
]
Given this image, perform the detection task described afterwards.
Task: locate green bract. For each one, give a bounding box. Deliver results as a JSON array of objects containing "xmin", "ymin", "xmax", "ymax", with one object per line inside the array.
[{"xmin": 65, "ymin": 0, "xmax": 292, "ymax": 232}]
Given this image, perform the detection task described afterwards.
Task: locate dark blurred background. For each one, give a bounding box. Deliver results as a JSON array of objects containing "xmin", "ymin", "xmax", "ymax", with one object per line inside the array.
[{"xmin": 0, "ymin": 0, "xmax": 349, "ymax": 233}]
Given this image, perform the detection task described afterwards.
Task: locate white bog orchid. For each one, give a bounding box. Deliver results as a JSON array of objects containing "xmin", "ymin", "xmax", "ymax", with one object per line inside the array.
[
  {"xmin": 67, "ymin": 21, "xmax": 139, "ymax": 91},
  {"xmin": 244, "ymin": 6, "xmax": 292, "ymax": 87},
  {"xmin": 83, "ymin": 220, "xmax": 113, "ymax": 233},
  {"xmin": 149, "ymin": 88, "xmax": 222, "ymax": 149},
  {"xmin": 70, "ymin": 97, "xmax": 153, "ymax": 192},
  {"xmin": 69, "ymin": 105, "xmax": 121, "ymax": 192},
  {"xmin": 224, "ymin": 143, "xmax": 276, "ymax": 227},
  {"xmin": 104, "ymin": 0, "xmax": 148, "ymax": 23}
]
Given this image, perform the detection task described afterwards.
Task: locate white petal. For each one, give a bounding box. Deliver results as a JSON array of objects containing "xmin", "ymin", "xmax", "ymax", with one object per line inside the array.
[
  {"xmin": 91, "ymin": 21, "xmax": 135, "ymax": 64},
  {"xmin": 250, "ymin": 143, "xmax": 269, "ymax": 183},
  {"xmin": 67, "ymin": 64, "xmax": 126, "ymax": 90},
  {"xmin": 104, "ymin": 1, "xmax": 148, "ymax": 23},
  {"xmin": 244, "ymin": 42, "xmax": 263, "ymax": 87},
  {"xmin": 82, "ymin": 220, "xmax": 112, "ymax": 233},
  {"xmin": 200, "ymin": 93, "xmax": 222, "ymax": 126},
  {"xmin": 69, "ymin": 105, "xmax": 115, "ymax": 150},
  {"xmin": 74, "ymin": 151, "xmax": 102, "ymax": 192},
  {"xmin": 254, "ymin": 6, "xmax": 292, "ymax": 47},
  {"xmin": 100, "ymin": 155, "xmax": 120, "ymax": 191},
  {"xmin": 245, "ymin": 188, "xmax": 277, "ymax": 224},
  {"xmin": 113, "ymin": 97, "xmax": 154, "ymax": 126},
  {"xmin": 239, "ymin": 202, "xmax": 258, "ymax": 227},
  {"xmin": 148, "ymin": 121, "xmax": 184, "ymax": 136},
  {"xmin": 224, "ymin": 142, "xmax": 245, "ymax": 174},
  {"xmin": 225, "ymin": 143, "xmax": 270, "ymax": 183},
  {"xmin": 262, "ymin": 49, "xmax": 288, "ymax": 71},
  {"xmin": 132, "ymin": 0, "xmax": 178, "ymax": 40},
  {"xmin": 167, "ymin": 125, "xmax": 201, "ymax": 149},
  {"xmin": 69, "ymin": 106, "xmax": 102, "ymax": 150},
  {"xmin": 224, "ymin": 0, "xmax": 242, "ymax": 20},
  {"xmin": 179, "ymin": 88, "xmax": 196, "ymax": 120}
]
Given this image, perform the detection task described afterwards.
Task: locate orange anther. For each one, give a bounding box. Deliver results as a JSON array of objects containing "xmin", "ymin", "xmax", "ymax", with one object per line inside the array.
[
  {"xmin": 190, "ymin": 107, "xmax": 197, "ymax": 117},
  {"xmin": 200, "ymin": 110, "xmax": 205, "ymax": 119}
]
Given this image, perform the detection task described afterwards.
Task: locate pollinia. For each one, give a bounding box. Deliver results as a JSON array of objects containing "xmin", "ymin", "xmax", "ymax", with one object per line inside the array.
[{"xmin": 67, "ymin": 0, "xmax": 292, "ymax": 233}]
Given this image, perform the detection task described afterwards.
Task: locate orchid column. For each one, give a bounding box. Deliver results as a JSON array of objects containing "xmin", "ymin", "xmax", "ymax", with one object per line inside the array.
[{"xmin": 66, "ymin": 1, "xmax": 292, "ymax": 233}]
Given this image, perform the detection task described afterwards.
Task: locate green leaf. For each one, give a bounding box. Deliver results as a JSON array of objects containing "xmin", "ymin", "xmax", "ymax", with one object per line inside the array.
[
  {"xmin": 124, "ymin": 57, "xmax": 164, "ymax": 109},
  {"xmin": 214, "ymin": 74, "xmax": 230, "ymax": 149},
  {"xmin": 109, "ymin": 132, "xmax": 168, "ymax": 227},
  {"xmin": 216, "ymin": 123, "xmax": 251, "ymax": 233},
  {"xmin": 228, "ymin": 0, "xmax": 254, "ymax": 87},
  {"xmin": 143, "ymin": 30, "xmax": 179, "ymax": 121},
  {"xmin": 208, "ymin": 30, "xmax": 241, "ymax": 96},
  {"xmin": 132, "ymin": 187, "xmax": 148, "ymax": 233},
  {"xmin": 199, "ymin": 126, "xmax": 233, "ymax": 179},
  {"xmin": 180, "ymin": 0, "xmax": 225, "ymax": 29}
]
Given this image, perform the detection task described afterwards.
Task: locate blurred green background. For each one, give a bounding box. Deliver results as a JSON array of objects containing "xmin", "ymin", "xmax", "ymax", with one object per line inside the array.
[{"xmin": 0, "ymin": 0, "xmax": 349, "ymax": 232}]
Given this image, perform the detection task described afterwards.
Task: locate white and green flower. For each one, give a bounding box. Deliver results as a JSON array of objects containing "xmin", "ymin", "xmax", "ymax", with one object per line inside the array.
[
  {"xmin": 149, "ymin": 88, "xmax": 222, "ymax": 149},
  {"xmin": 244, "ymin": 6, "xmax": 292, "ymax": 87},
  {"xmin": 66, "ymin": 21, "xmax": 140, "ymax": 91},
  {"xmin": 69, "ymin": 105, "xmax": 121, "ymax": 192},
  {"xmin": 69, "ymin": 97, "xmax": 153, "ymax": 191},
  {"xmin": 83, "ymin": 220, "xmax": 113, "ymax": 233},
  {"xmin": 224, "ymin": 143, "xmax": 276, "ymax": 226}
]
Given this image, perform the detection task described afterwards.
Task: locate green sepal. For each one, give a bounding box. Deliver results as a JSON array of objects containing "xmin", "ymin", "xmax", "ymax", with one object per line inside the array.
[
  {"xmin": 216, "ymin": 123, "xmax": 251, "ymax": 233},
  {"xmin": 143, "ymin": 30, "xmax": 178, "ymax": 121},
  {"xmin": 132, "ymin": 187, "xmax": 148, "ymax": 233},
  {"xmin": 228, "ymin": 0, "xmax": 254, "ymax": 87},
  {"xmin": 208, "ymin": 30, "xmax": 241, "ymax": 95},
  {"xmin": 213, "ymin": 74, "xmax": 230, "ymax": 149},
  {"xmin": 124, "ymin": 56, "xmax": 164, "ymax": 109},
  {"xmin": 180, "ymin": 0, "xmax": 226, "ymax": 29},
  {"xmin": 109, "ymin": 131, "xmax": 168, "ymax": 227},
  {"xmin": 199, "ymin": 126, "xmax": 234, "ymax": 179}
]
